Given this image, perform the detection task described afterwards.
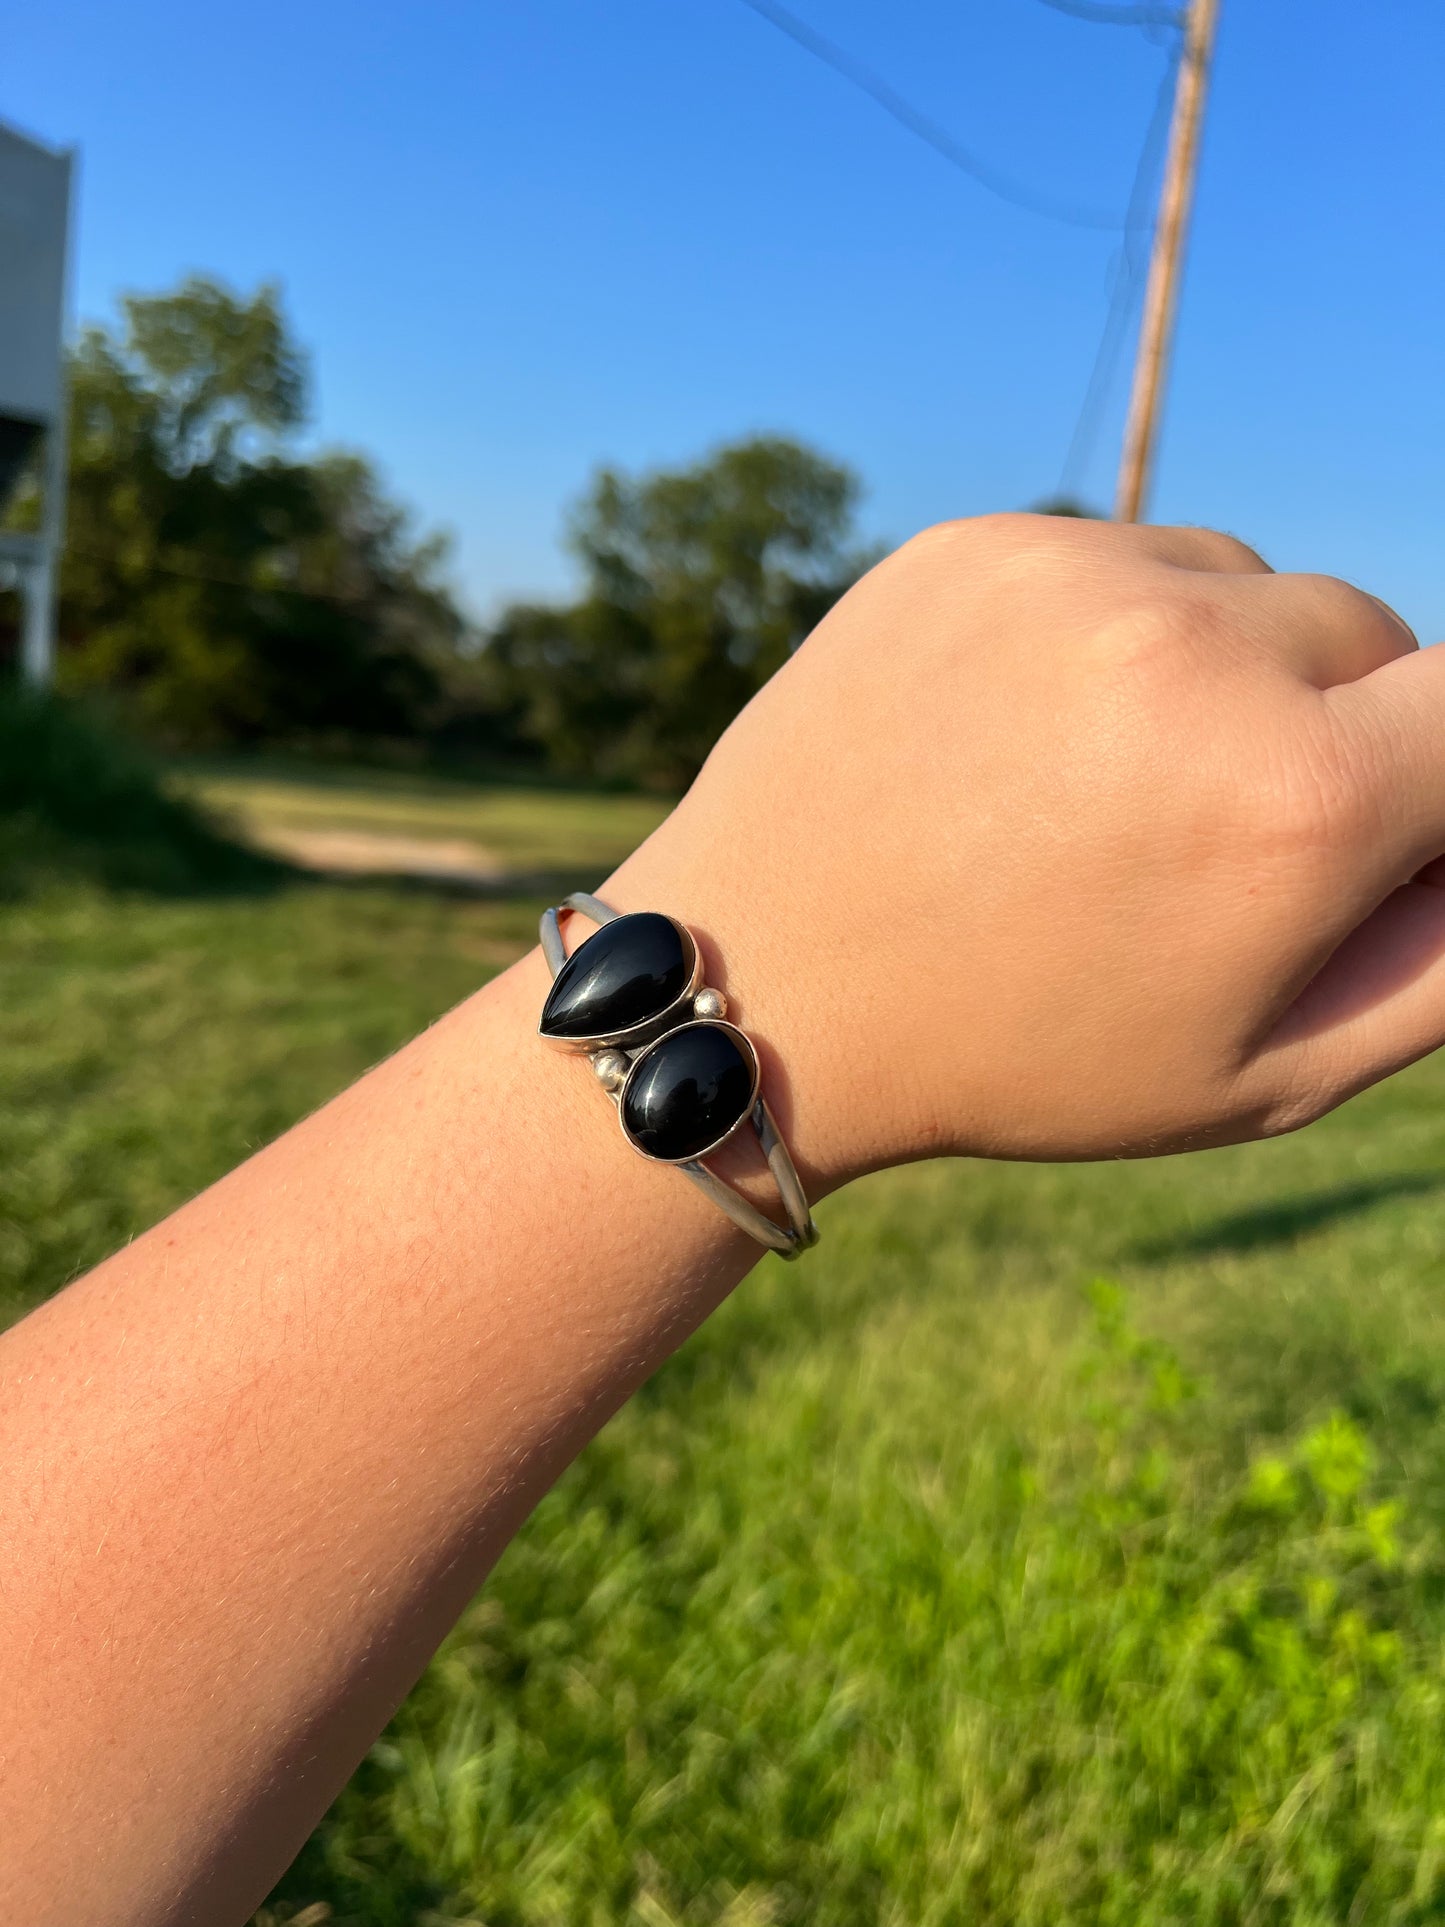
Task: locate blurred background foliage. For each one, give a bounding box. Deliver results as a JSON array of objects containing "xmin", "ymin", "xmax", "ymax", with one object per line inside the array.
[
  {"xmin": 52, "ymin": 279, "xmax": 463, "ymax": 748},
  {"xmin": 2, "ymin": 274, "xmax": 872, "ymax": 787},
  {"xmin": 486, "ymin": 435, "xmax": 873, "ymax": 787}
]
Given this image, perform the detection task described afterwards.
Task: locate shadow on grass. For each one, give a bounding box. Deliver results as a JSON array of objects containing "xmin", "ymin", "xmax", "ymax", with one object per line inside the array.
[
  {"xmin": 1127, "ymin": 1172, "xmax": 1443, "ymax": 1263},
  {"xmin": 0, "ymin": 817, "xmax": 294, "ymax": 902}
]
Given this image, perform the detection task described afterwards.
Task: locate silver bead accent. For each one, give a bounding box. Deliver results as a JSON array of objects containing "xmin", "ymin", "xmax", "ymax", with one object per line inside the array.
[
  {"xmin": 591, "ymin": 1048, "xmax": 630, "ymax": 1093},
  {"xmin": 693, "ymin": 986, "xmax": 727, "ymax": 1021}
]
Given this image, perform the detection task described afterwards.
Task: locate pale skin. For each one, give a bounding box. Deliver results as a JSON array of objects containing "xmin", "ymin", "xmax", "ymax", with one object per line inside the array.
[{"xmin": 4, "ymin": 514, "xmax": 1445, "ymax": 1924}]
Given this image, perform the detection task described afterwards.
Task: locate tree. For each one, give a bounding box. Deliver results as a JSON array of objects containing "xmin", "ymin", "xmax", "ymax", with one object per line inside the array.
[
  {"xmin": 486, "ymin": 436, "xmax": 872, "ymax": 786},
  {"xmin": 55, "ymin": 277, "xmax": 469, "ymax": 747},
  {"xmin": 1031, "ymin": 494, "xmax": 1103, "ymax": 519}
]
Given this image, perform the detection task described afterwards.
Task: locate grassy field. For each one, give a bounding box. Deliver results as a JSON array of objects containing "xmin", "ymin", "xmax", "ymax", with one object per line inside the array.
[{"xmin": 10, "ymin": 763, "xmax": 1445, "ymax": 1924}]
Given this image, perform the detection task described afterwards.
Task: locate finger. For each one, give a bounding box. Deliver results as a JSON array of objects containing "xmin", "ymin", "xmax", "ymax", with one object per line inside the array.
[
  {"xmin": 1122, "ymin": 523, "xmax": 1273, "ymax": 575},
  {"xmin": 1328, "ymin": 642, "xmax": 1445, "ymax": 866},
  {"xmin": 1213, "ymin": 573, "xmax": 1418, "ymax": 689},
  {"xmin": 1241, "ymin": 874, "xmax": 1445, "ymax": 1133},
  {"xmin": 1017, "ymin": 516, "xmax": 1271, "ymax": 575}
]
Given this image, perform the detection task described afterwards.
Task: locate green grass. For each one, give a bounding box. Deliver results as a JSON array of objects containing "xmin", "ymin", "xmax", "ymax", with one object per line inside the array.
[
  {"xmin": 11, "ymin": 773, "xmax": 1445, "ymax": 1922},
  {"xmin": 0, "ymin": 883, "xmax": 539, "ymax": 1319}
]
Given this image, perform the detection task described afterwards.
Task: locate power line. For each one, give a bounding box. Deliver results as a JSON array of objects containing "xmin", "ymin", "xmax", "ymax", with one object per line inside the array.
[
  {"xmin": 63, "ymin": 543, "xmax": 394, "ymax": 611},
  {"xmin": 1034, "ymin": 0, "xmax": 1185, "ymax": 28},
  {"xmin": 1056, "ymin": 31, "xmax": 1182, "ymax": 501},
  {"xmin": 733, "ymin": 0, "xmax": 1123, "ymax": 230}
]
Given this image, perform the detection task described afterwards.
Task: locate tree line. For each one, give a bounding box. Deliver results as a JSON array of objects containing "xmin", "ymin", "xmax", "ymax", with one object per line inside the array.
[{"xmin": 7, "ymin": 276, "xmax": 874, "ymax": 788}]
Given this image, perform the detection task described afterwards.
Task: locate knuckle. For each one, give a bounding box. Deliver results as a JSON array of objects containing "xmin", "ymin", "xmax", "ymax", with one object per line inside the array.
[
  {"xmin": 1146, "ymin": 523, "xmax": 1270, "ymax": 573},
  {"xmin": 959, "ymin": 510, "xmax": 1053, "ymax": 545},
  {"xmin": 1188, "ymin": 1071, "xmax": 1320, "ymax": 1147},
  {"xmin": 1189, "ymin": 527, "xmax": 1271, "ymax": 573},
  {"xmin": 1255, "ymin": 1083, "xmax": 1331, "ymax": 1140},
  {"xmin": 1300, "ymin": 572, "xmax": 1371, "ymax": 614},
  {"xmin": 1087, "ymin": 588, "xmax": 1204, "ymax": 677},
  {"xmin": 902, "ymin": 511, "xmax": 1046, "ymax": 559},
  {"xmin": 1293, "ymin": 574, "xmax": 1417, "ymax": 657},
  {"xmin": 1231, "ymin": 1053, "xmax": 1341, "ymax": 1142},
  {"xmin": 896, "ymin": 513, "xmax": 1083, "ymax": 600},
  {"xmin": 1078, "ymin": 592, "xmax": 1373, "ymax": 860},
  {"xmin": 1095, "ymin": 600, "xmax": 1177, "ymax": 673},
  {"xmin": 898, "ymin": 516, "xmax": 967, "ymax": 557}
]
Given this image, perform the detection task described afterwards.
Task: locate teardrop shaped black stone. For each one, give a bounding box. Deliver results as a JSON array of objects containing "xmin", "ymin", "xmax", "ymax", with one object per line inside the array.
[
  {"xmin": 540, "ymin": 912, "xmax": 693, "ymax": 1042},
  {"xmin": 620, "ymin": 1021, "xmax": 758, "ymax": 1161}
]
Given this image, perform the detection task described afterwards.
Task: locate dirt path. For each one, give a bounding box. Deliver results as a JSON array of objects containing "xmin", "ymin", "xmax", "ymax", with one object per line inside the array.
[{"xmin": 252, "ymin": 825, "xmax": 508, "ymax": 888}]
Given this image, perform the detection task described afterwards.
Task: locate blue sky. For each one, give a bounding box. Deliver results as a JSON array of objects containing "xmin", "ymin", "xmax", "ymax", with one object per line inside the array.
[{"xmin": 7, "ymin": 1, "xmax": 1443, "ymax": 636}]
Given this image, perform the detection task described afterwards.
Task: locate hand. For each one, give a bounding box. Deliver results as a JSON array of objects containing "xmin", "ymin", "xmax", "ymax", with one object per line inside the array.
[{"xmin": 607, "ymin": 514, "xmax": 1442, "ymax": 1185}]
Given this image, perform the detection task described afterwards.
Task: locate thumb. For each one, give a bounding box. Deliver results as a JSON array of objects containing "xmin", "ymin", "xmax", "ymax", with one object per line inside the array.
[{"xmin": 1250, "ymin": 875, "xmax": 1445, "ymax": 1129}]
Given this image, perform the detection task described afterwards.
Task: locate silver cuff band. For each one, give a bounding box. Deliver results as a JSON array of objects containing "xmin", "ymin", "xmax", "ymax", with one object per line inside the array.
[{"xmin": 539, "ymin": 892, "xmax": 819, "ymax": 1259}]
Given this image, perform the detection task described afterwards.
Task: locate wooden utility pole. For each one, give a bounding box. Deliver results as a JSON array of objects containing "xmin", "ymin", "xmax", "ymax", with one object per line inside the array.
[{"xmin": 1115, "ymin": 0, "xmax": 1221, "ymax": 523}]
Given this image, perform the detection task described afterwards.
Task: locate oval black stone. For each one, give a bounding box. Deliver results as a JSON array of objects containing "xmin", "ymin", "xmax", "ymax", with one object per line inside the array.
[
  {"xmin": 621, "ymin": 1021, "xmax": 758, "ymax": 1161},
  {"xmin": 540, "ymin": 911, "xmax": 693, "ymax": 1042}
]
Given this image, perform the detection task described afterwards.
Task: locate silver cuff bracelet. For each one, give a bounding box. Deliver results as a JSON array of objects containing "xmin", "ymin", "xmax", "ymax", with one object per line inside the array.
[{"xmin": 538, "ymin": 892, "xmax": 819, "ymax": 1259}]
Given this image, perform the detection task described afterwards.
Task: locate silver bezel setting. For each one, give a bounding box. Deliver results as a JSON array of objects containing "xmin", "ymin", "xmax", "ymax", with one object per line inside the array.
[
  {"xmin": 615, "ymin": 1018, "xmax": 762, "ymax": 1166},
  {"xmin": 537, "ymin": 912, "xmax": 704, "ymax": 1054},
  {"xmin": 538, "ymin": 891, "xmax": 818, "ymax": 1257}
]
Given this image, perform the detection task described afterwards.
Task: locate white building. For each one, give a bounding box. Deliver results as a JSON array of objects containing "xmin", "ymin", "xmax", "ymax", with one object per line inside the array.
[{"xmin": 0, "ymin": 119, "xmax": 73, "ymax": 684}]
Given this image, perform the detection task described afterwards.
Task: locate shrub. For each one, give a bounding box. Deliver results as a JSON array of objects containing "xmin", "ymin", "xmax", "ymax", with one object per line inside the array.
[{"xmin": 0, "ymin": 685, "xmax": 279, "ymax": 894}]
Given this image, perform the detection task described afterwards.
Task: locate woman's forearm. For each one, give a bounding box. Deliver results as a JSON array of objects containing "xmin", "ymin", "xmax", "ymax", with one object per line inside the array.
[{"xmin": 0, "ymin": 939, "xmax": 772, "ymax": 1925}]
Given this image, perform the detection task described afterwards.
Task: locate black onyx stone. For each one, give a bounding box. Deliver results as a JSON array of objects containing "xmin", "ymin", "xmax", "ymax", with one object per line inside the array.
[
  {"xmin": 540, "ymin": 911, "xmax": 693, "ymax": 1042},
  {"xmin": 621, "ymin": 1021, "xmax": 757, "ymax": 1161}
]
